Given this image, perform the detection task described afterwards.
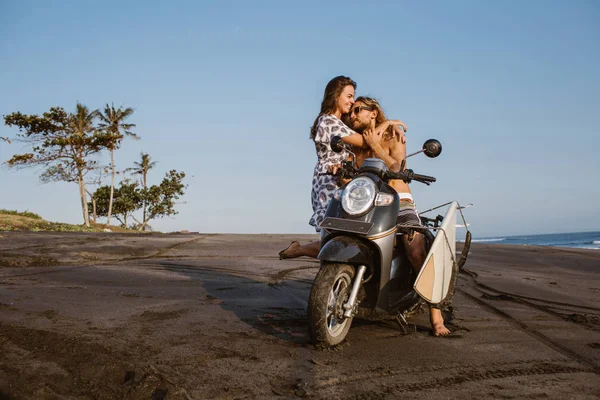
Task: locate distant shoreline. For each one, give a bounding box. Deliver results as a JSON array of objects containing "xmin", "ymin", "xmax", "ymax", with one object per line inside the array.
[
  {"xmin": 467, "ymin": 241, "xmax": 600, "ymax": 254},
  {"xmin": 467, "ymin": 231, "xmax": 600, "ymax": 251}
]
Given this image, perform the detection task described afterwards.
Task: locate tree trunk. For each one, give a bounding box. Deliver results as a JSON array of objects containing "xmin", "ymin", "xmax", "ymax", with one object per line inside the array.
[
  {"xmin": 85, "ymin": 189, "xmax": 97, "ymax": 223},
  {"xmin": 142, "ymin": 172, "xmax": 147, "ymax": 230},
  {"xmin": 142, "ymin": 202, "xmax": 147, "ymax": 229},
  {"xmin": 78, "ymin": 174, "xmax": 90, "ymax": 227},
  {"xmin": 107, "ymin": 149, "xmax": 115, "ymax": 225},
  {"xmin": 139, "ymin": 215, "xmax": 151, "ymax": 232}
]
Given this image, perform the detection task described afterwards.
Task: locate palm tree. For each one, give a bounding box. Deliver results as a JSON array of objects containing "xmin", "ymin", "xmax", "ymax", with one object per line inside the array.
[
  {"xmin": 71, "ymin": 103, "xmax": 100, "ymax": 227},
  {"xmin": 127, "ymin": 152, "xmax": 157, "ymax": 228},
  {"xmin": 97, "ymin": 104, "xmax": 138, "ymax": 226}
]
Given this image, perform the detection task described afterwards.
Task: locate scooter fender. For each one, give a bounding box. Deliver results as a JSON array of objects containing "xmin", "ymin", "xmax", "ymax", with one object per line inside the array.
[{"xmin": 318, "ymin": 236, "xmax": 374, "ymax": 265}]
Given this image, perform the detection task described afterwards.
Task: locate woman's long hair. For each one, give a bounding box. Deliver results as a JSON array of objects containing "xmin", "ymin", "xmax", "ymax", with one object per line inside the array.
[{"xmin": 310, "ymin": 76, "xmax": 356, "ymax": 140}]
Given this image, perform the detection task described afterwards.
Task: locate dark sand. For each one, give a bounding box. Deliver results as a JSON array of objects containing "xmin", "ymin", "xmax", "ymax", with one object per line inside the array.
[{"xmin": 1, "ymin": 232, "xmax": 599, "ymax": 399}]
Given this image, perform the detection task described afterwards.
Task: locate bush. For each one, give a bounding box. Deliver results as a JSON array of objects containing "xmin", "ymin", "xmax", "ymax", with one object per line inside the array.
[{"xmin": 0, "ymin": 209, "xmax": 43, "ymax": 220}]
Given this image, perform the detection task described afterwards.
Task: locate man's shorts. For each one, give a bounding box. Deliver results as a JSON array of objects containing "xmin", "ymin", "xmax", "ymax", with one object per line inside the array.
[{"xmin": 396, "ymin": 192, "xmax": 422, "ymax": 230}]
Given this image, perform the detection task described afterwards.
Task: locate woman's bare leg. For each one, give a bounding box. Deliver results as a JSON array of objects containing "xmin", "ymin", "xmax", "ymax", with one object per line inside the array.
[{"xmin": 279, "ymin": 241, "xmax": 320, "ymax": 259}]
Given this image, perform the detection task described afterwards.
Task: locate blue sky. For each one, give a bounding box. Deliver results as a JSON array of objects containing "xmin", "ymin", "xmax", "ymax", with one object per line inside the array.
[{"xmin": 1, "ymin": 0, "xmax": 598, "ymax": 237}]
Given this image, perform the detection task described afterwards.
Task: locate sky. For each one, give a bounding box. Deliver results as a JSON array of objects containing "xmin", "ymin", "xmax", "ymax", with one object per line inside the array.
[{"xmin": 0, "ymin": 0, "xmax": 598, "ymax": 237}]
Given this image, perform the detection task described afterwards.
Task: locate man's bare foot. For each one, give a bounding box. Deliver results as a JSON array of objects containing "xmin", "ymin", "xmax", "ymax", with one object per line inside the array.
[
  {"xmin": 278, "ymin": 241, "xmax": 300, "ymax": 259},
  {"xmin": 429, "ymin": 307, "xmax": 451, "ymax": 336}
]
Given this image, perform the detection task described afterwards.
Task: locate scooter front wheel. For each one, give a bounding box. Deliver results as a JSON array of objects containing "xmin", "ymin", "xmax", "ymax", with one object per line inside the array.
[{"xmin": 308, "ymin": 263, "xmax": 355, "ymax": 347}]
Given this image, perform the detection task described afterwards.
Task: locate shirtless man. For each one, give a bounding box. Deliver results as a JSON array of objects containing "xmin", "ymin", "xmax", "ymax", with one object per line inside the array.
[{"xmin": 348, "ymin": 96, "xmax": 451, "ymax": 336}]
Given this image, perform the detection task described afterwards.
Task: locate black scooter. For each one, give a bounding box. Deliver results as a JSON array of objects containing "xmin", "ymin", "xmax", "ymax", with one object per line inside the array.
[{"xmin": 307, "ymin": 137, "xmax": 471, "ymax": 347}]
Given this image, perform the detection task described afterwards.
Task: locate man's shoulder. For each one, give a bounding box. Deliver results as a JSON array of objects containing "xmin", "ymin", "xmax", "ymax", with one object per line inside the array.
[
  {"xmin": 381, "ymin": 136, "xmax": 396, "ymax": 151},
  {"xmin": 384, "ymin": 133, "xmax": 405, "ymax": 149}
]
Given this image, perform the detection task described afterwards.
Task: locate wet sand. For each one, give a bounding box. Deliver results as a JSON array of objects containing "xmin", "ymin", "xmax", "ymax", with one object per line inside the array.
[{"xmin": 1, "ymin": 232, "xmax": 599, "ymax": 399}]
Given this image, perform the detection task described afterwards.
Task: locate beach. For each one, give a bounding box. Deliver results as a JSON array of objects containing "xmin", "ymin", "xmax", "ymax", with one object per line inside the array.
[{"xmin": 1, "ymin": 232, "xmax": 599, "ymax": 399}]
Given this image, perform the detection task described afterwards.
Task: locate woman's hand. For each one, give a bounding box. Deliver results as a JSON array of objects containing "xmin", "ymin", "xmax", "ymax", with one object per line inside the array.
[
  {"xmin": 388, "ymin": 119, "xmax": 407, "ymax": 132},
  {"xmin": 393, "ymin": 125, "xmax": 407, "ymax": 144},
  {"xmin": 328, "ymin": 163, "xmax": 342, "ymax": 175}
]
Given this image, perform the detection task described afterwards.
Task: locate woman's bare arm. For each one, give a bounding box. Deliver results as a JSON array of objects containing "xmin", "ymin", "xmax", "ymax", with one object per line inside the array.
[{"xmin": 341, "ymin": 133, "xmax": 368, "ymax": 148}]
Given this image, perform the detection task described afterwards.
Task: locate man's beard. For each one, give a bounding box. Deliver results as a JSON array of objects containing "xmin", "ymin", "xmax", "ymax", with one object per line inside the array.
[{"xmin": 351, "ymin": 119, "xmax": 371, "ymax": 133}]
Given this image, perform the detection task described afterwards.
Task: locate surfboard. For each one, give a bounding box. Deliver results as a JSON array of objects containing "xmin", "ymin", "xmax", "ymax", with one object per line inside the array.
[{"xmin": 414, "ymin": 201, "xmax": 458, "ymax": 304}]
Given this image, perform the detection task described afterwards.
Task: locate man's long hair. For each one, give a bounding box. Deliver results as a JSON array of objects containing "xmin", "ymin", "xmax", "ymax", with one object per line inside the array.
[
  {"xmin": 355, "ymin": 96, "xmax": 394, "ymax": 138},
  {"xmin": 310, "ymin": 76, "xmax": 356, "ymax": 140}
]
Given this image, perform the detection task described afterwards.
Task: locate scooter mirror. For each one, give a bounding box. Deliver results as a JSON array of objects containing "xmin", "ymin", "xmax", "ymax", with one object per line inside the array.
[
  {"xmin": 423, "ymin": 139, "xmax": 442, "ymax": 158},
  {"xmin": 331, "ymin": 136, "xmax": 346, "ymax": 153}
]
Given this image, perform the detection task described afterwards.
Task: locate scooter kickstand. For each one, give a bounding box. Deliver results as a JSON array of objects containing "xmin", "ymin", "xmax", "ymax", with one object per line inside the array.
[{"xmin": 394, "ymin": 313, "xmax": 409, "ymax": 335}]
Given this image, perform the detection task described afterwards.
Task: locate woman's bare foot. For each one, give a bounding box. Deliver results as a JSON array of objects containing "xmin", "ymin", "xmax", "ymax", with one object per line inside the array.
[
  {"xmin": 278, "ymin": 241, "xmax": 301, "ymax": 259},
  {"xmin": 429, "ymin": 307, "xmax": 451, "ymax": 336}
]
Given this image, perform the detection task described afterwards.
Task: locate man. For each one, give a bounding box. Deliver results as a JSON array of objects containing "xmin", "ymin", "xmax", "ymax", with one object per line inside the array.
[{"xmin": 348, "ymin": 96, "xmax": 451, "ymax": 336}]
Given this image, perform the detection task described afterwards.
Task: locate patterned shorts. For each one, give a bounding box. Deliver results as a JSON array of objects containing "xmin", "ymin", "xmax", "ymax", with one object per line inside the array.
[{"xmin": 396, "ymin": 197, "xmax": 423, "ymax": 231}]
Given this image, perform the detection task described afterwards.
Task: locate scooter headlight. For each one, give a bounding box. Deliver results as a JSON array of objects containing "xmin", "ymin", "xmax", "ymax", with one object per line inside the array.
[{"xmin": 341, "ymin": 177, "xmax": 376, "ymax": 215}]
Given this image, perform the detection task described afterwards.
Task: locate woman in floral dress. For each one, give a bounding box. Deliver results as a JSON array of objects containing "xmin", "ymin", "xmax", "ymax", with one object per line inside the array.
[{"xmin": 279, "ymin": 76, "xmax": 403, "ymax": 259}]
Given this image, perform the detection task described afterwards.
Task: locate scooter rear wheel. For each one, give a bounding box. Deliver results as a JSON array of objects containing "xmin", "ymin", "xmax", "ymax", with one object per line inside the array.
[{"xmin": 308, "ymin": 263, "xmax": 355, "ymax": 347}]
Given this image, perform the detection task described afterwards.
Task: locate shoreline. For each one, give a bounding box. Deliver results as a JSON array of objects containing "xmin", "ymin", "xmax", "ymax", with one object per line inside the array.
[
  {"xmin": 463, "ymin": 241, "xmax": 600, "ymax": 252},
  {"xmin": 464, "ymin": 230, "xmax": 600, "ymax": 251}
]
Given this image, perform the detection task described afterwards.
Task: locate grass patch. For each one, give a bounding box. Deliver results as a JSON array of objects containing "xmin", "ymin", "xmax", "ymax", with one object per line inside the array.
[
  {"xmin": 0, "ymin": 209, "xmax": 43, "ymax": 220},
  {"xmin": 0, "ymin": 213, "xmax": 148, "ymax": 233},
  {"xmin": 0, "ymin": 214, "xmax": 100, "ymax": 232}
]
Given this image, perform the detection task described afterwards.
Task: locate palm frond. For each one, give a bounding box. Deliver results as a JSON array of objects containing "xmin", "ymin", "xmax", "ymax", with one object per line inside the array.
[{"xmin": 96, "ymin": 103, "xmax": 138, "ymax": 142}]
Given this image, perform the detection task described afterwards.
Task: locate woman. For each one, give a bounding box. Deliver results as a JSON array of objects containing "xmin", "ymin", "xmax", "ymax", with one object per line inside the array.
[{"xmin": 279, "ymin": 76, "xmax": 404, "ymax": 259}]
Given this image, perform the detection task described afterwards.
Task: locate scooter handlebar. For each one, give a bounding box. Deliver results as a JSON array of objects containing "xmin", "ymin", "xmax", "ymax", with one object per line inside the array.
[
  {"xmin": 386, "ymin": 169, "xmax": 436, "ymax": 185},
  {"xmin": 411, "ymin": 172, "xmax": 437, "ymax": 185},
  {"xmin": 336, "ymin": 164, "xmax": 436, "ymax": 186}
]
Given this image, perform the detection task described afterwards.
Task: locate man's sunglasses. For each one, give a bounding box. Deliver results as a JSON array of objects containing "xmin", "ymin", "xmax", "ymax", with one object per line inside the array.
[{"xmin": 352, "ymin": 106, "xmax": 373, "ymax": 115}]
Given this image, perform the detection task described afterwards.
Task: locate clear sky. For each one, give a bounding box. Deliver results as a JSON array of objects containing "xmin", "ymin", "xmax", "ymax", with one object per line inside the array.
[{"xmin": 1, "ymin": 0, "xmax": 598, "ymax": 237}]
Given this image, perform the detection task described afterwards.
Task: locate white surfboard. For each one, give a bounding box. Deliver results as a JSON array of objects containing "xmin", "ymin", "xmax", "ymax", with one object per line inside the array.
[{"xmin": 414, "ymin": 201, "xmax": 458, "ymax": 304}]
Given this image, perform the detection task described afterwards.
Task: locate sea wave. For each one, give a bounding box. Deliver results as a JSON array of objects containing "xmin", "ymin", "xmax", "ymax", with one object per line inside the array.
[
  {"xmin": 472, "ymin": 238, "xmax": 506, "ymax": 243},
  {"xmin": 593, "ymin": 240, "xmax": 600, "ymax": 245}
]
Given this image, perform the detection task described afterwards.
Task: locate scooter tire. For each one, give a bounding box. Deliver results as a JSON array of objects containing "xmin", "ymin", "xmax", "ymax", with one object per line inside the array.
[{"xmin": 307, "ymin": 263, "xmax": 355, "ymax": 347}]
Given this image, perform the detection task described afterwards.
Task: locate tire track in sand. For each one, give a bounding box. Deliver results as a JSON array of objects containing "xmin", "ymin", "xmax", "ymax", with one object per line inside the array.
[{"xmin": 457, "ymin": 269, "xmax": 600, "ymax": 374}]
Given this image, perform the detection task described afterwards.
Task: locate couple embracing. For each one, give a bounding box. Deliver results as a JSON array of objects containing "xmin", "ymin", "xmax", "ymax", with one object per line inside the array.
[{"xmin": 279, "ymin": 75, "xmax": 451, "ymax": 336}]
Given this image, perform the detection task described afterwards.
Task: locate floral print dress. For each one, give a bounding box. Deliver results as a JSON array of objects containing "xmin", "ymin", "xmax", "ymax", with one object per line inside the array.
[{"xmin": 309, "ymin": 114, "xmax": 355, "ymax": 232}]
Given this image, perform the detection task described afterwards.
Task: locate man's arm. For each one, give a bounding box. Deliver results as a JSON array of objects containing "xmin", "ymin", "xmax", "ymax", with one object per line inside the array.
[
  {"xmin": 389, "ymin": 131, "xmax": 407, "ymax": 171},
  {"xmin": 342, "ymin": 120, "xmax": 396, "ymax": 148},
  {"xmin": 363, "ymin": 127, "xmax": 405, "ymax": 170}
]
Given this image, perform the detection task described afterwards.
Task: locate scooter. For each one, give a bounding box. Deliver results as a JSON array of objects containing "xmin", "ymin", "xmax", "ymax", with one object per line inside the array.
[{"xmin": 307, "ymin": 137, "xmax": 471, "ymax": 347}]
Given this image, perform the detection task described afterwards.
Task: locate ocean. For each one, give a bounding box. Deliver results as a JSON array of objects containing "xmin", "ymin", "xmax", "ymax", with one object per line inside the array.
[{"xmin": 469, "ymin": 231, "xmax": 600, "ymax": 250}]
